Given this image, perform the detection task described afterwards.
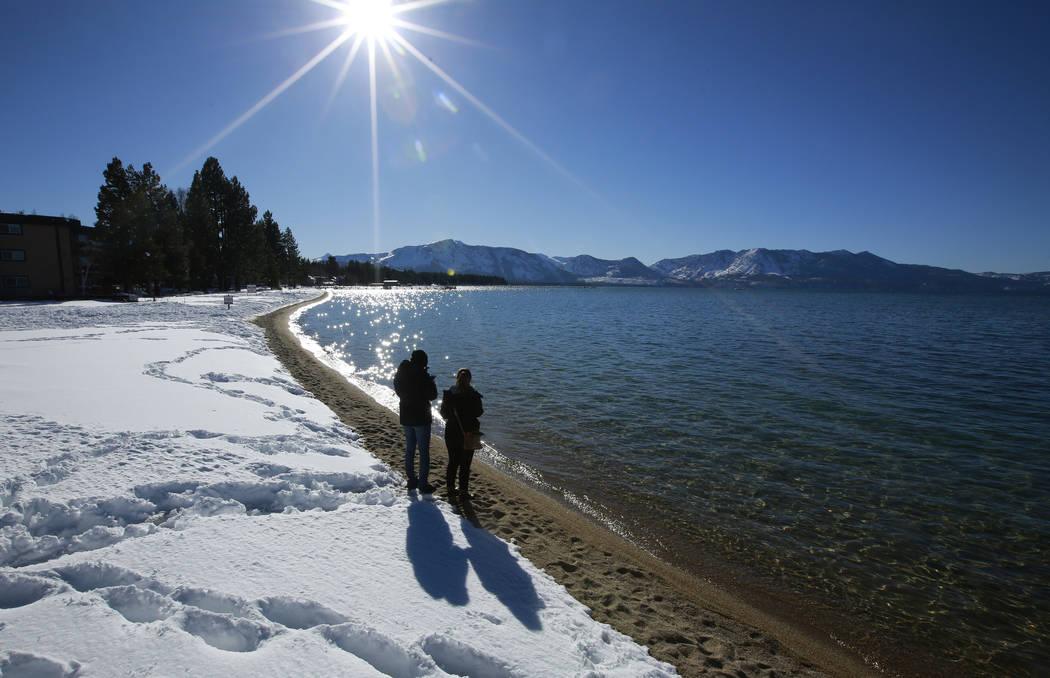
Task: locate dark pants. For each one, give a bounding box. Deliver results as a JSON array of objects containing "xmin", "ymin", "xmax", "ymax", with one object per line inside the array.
[{"xmin": 445, "ymin": 434, "xmax": 474, "ymax": 497}]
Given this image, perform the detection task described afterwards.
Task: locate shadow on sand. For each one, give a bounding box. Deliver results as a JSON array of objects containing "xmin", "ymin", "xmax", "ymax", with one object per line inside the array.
[{"xmin": 406, "ymin": 498, "xmax": 544, "ymax": 630}]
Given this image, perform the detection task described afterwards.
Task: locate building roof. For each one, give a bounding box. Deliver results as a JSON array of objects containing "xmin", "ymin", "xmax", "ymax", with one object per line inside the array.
[{"xmin": 0, "ymin": 212, "xmax": 82, "ymax": 227}]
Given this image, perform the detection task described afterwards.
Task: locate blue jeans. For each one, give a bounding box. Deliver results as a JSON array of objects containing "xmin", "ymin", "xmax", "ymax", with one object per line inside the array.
[{"xmin": 403, "ymin": 424, "xmax": 431, "ymax": 484}]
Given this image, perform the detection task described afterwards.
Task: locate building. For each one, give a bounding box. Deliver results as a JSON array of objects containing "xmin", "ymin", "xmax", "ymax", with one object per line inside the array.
[{"xmin": 0, "ymin": 212, "xmax": 84, "ymax": 300}]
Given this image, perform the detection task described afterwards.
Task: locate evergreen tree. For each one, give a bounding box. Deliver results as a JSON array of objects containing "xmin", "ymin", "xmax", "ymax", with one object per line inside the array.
[
  {"xmin": 280, "ymin": 227, "xmax": 304, "ymax": 286},
  {"xmin": 162, "ymin": 189, "xmax": 190, "ymax": 289},
  {"xmin": 94, "ymin": 157, "xmax": 134, "ymax": 290},
  {"xmin": 258, "ymin": 210, "xmax": 283, "ymax": 287},
  {"xmin": 183, "ymin": 158, "xmax": 224, "ymax": 289},
  {"xmin": 184, "ymin": 157, "xmax": 261, "ymax": 290},
  {"xmin": 221, "ymin": 176, "xmax": 259, "ymax": 289},
  {"xmin": 324, "ymin": 255, "xmax": 340, "ymax": 279},
  {"xmin": 131, "ymin": 163, "xmax": 184, "ymax": 292},
  {"xmin": 94, "ymin": 155, "xmax": 306, "ymax": 294},
  {"xmin": 94, "ymin": 158, "xmax": 182, "ymax": 292}
]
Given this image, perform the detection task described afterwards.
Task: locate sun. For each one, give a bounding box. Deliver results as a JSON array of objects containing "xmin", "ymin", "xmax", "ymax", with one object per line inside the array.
[
  {"xmin": 171, "ymin": 0, "xmax": 591, "ymax": 260},
  {"xmin": 336, "ymin": 0, "xmax": 395, "ymax": 41}
]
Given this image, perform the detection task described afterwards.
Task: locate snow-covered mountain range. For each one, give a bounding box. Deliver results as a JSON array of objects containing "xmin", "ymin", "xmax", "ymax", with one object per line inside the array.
[{"xmin": 321, "ymin": 239, "xmax": 1049, "ymax": 292}]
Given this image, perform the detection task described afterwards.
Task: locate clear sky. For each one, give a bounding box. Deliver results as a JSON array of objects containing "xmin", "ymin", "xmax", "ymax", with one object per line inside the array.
[{"xmin": 3, "ymin": 0, "xmax": 1048, "ymax": 273}]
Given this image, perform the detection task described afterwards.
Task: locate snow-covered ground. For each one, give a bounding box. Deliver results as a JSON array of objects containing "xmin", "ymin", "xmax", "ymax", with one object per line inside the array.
[{"xmin": 0, "ymin": 291, "xmax": 675, "ymax": 677}]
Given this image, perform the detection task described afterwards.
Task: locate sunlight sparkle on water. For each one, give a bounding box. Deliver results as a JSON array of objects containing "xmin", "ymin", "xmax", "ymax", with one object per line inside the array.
[{"xmin": 307, "ymin": 288, "xmax": 450, "ymax": 380}]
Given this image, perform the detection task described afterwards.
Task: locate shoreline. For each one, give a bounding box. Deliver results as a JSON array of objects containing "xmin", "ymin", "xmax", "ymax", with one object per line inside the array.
[{"xmin": 254, "ymin": 296, "xmax": 876, "ymax": 678}]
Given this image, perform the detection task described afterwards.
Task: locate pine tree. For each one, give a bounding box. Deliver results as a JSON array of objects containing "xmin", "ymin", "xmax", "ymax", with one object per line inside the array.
[
  {"xmin": 94, "ymin": 158, "xmax": 181, "ymax": 293},
  {"xmin": 324, "ymin": 255, "xmax": 340, "ymax": 279},
  {"xmin": 130, "ymin": 163, "xmax": 183, "ymax": 293},
  {"xmin": 221, "ymin": 176, "xmax": 259, "ymax": 290},
  {"xmin": 184, "ymin": 158, "xmax": 225, "ymax": 290},
  {"xmin": 258, "ymin": 211, "xmax": 283, "ymax": 287},
  {"xmin": 94, "ymin": 155, "xmax": 304, "ymax": 294},
  {"xmin": 94, "ymin": 157, "xmax": 134, "ymax": 290},
  {"xmin": 280, "ymin": 227, "xmax": 304, "ymax": 286}
]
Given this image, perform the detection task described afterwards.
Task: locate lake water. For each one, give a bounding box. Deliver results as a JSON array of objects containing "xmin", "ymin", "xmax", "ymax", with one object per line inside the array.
[{"xmin": 295, "ymin": 286, "xmax": 1050, "ymax": 676}]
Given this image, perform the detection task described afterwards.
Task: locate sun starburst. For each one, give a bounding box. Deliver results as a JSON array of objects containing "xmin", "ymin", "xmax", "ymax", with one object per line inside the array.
[{"xmin": 170, "ymin": 0, "xmax": 589, "ymax": 258}]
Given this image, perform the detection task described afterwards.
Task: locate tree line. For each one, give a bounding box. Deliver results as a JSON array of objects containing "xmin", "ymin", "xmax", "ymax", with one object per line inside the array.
[
  {"xmin": 94, "ymin": 156, "xmax": 307, "ymax": 293},
  {"xmin": 308, "ymin": 256, "xmax": 506, "ymax": 286},
  {"xmin": 93, "ymin": 155, "xmax": 506, "ymax": 295}
]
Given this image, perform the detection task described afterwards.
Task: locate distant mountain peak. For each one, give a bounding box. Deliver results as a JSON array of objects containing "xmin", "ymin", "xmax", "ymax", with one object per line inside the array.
[{"xmin": 427, "ymin": 238, "xmax": 463, "ymax": 249}]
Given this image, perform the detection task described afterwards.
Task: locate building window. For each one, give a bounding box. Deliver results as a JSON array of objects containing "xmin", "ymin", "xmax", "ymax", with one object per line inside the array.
[
  {"xmin": 2, "ymin": 276, "xmax": 29, "ymax": 288},
  {"xmin": 1, "ymin": 223, "xmax": 23, "ymax": 235},
  {"xmin": 1, "ymin": 249, "xmax": 26, "ymax": 261}
]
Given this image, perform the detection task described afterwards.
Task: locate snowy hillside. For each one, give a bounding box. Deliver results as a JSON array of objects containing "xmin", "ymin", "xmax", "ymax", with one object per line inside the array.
[
  {"xmin": 553, "ymin": 255, "xmax": 664, "ymax": 284},
  {"xmin": 325, "ymin": 240, "xmax": 576, "ymax": 284},
  {"xmin": 649, "ymin": 248, "xmax": 895, "ymax": 280}
]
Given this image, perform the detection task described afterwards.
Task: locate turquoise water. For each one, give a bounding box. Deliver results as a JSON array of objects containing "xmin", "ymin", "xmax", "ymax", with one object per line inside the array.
[{"xmin": 297, "ymin": 287, "xmax": 1050, "ymax": 676}]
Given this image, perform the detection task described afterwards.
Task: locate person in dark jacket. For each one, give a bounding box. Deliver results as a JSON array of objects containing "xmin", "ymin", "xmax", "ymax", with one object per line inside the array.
[
  {"xmin": 439, "ymin": 368, "xmax": 483, "ymax": 504},
  {"xmin": 393, "ymin": 349, "xmax": 437, "ymax": 492}
]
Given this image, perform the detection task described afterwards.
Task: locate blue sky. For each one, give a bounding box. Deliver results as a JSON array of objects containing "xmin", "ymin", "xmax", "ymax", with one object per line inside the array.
[{"xmin": 3, "ymin": 0, "xmax": 1048, "ymax": 273}]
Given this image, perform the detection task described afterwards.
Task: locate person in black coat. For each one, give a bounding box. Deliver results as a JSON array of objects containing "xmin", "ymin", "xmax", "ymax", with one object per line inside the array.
[
  {"xmin": 393, "ymin": 349, "xmax": 437, "ymax": 492},
  {"xmin": 439, "ymin": 368, "xmax": 483, "ymax": 503}
]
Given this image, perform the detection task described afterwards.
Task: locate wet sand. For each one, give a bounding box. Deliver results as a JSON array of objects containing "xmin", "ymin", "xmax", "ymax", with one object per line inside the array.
[{"xmin": 254, "ymin": 296, "xmax": 877, "ymax": 678}]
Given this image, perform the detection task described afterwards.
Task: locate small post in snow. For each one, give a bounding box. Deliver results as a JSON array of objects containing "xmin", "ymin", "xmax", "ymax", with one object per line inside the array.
[{"xmin": 223, "ymin": 295, "xmax": 233, "ymax": 310}]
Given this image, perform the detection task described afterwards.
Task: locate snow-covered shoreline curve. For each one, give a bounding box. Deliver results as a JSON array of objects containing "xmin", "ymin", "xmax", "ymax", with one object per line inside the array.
[{"xmin": 0, "ymin": 290, "xmax": 677, "ymax": 677}]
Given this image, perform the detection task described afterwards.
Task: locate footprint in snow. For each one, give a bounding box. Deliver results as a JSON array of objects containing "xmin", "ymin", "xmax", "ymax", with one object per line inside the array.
[
  {"xmin": 0, "ymin": 651, "xmax": 81, "ymax": 678},
  {"xmin": 247, "ymin": 462, "xmax": 293, "ymax": 478},
  {"xmin": 180, "ymin": 608, "xmax": 276, "ymax": 652},
  {"xmin": 99, "ymin": 586, "xmax": 177, "ymax": 623},
  {"xmin": 173, "ymin": 587, "xmax": 259, "ymax": 619},
  {"xmin": 421, "ymin": 633, "xmax": 522, "ymax": 678},
  {"xmin": 187, "ymin": 430, "xmax": 223, "ymax": 439},
  {"xmin": 53, "ymin": 562, "xmax": 143, "ymax": 592},
  {"xmin": 322, "ymin": 622, "xmax": 439, "ymax": 678},
  {"xmin": 34, "ymin": 562, "xmax": 455, "ymax": 669},
  {"xmin": 0, "ymin": 572, "xmax": 64, "ymax": 609},
  {"xmin": 257, "ymin": 596, "xmax": 349, "ymax": 629}
]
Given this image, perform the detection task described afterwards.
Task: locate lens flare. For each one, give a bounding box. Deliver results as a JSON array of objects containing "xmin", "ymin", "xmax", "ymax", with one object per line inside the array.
[{"xmin": 434, "ymin": 90, "xmax": 459, "ymax": 114}]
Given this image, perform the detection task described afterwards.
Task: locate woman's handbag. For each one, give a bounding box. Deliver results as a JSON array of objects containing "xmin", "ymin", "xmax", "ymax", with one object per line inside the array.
[
  {"xmin": 463, "ymin": 431, "xmax": 484, "ymax": 451},
  {"xmin": 454, "ymin": 409, "xmax": 484, "ymax": 451}
]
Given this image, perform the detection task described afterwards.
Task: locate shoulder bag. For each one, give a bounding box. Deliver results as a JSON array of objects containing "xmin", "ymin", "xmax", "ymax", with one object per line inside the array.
[{"xmin": 453, "ymin": 407, "xmax": 484, "ymax": 451}]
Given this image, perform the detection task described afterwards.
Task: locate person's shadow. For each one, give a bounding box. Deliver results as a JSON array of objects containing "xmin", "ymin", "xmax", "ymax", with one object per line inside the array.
[
  {"xmin": 405, "ymin": 499, "xmax": 469, "ymax": 606},
  {"xmin": 405, "ymin": 498, "xmax": 544, "ymax": 630},
  {"xmin": 462, "ymin": 517, "xmax": 544, "ymax": 631}
]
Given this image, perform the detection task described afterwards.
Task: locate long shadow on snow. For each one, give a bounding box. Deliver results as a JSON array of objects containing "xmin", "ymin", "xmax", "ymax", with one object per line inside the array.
[
  {"xmin": 406, "ymin": 500, "xmax": 469, "ymax": 606},
  {"xmin": 405, "ymin": 498, "xmax": 543, "ymax": 631},
  {"xmin": 461, "ymin": 517, "xmax": 543, "ymax": 631}
]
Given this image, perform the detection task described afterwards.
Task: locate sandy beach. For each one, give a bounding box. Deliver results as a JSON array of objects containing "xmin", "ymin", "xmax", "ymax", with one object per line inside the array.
[{"xmin": 255, "ymin": 296, "xmax": 877, "ymax": 678}]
